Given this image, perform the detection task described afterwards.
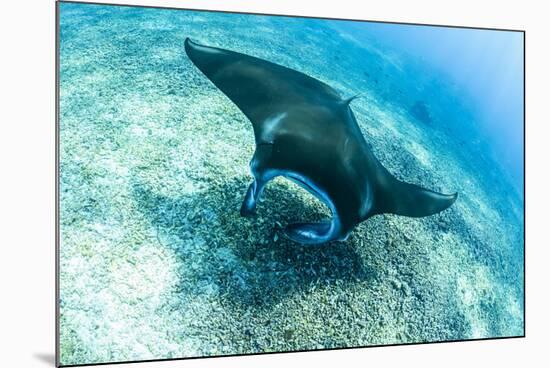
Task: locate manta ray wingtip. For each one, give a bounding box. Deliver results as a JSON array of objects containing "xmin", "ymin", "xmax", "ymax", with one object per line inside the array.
[
  {"xmin": 449, "ymin": 191, "xmax": 459, "ymax": 205},
  {"xmin": 185, "ymin": 37, "xmax": 208, "ymax": 54},
  {"xmin": 184, "ymin": 37, "xmax": 194, "ymax": 54},
  {"xmin": 184, "ymin": 37, "xmax": 198, "ymax": 50},
  {"xmin": 431, "ymin": 190, "xmax": 459, "ymax": 214},
  {"xmin": 378, "ymin": 180, "xmax": 458, "ymax": 218}
]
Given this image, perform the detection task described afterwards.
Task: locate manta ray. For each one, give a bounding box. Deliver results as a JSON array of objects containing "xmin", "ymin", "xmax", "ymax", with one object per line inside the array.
[{"xmin": 184, "ymin": 38, "xmax": 457, "ymax": 245}]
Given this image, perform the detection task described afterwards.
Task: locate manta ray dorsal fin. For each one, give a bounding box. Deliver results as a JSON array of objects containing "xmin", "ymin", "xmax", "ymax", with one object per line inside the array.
[
  {"xmin": 184, "ymin": 38, "xmax": 343, "ymax": 136},
  {"xmin": 341, "ymin": 94, "xmax": 362, "ymax": 106}
]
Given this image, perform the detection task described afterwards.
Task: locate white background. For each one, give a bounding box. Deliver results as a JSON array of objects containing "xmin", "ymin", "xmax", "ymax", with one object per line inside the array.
[{"xmin": 0, "ymin": 0, "xmax": 547, "ymax": 367}]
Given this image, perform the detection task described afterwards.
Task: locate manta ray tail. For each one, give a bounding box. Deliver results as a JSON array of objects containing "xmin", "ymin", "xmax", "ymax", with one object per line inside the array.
[{"xmin": 376, "ymin": 178, "xmax": 458, "ymax": 218}]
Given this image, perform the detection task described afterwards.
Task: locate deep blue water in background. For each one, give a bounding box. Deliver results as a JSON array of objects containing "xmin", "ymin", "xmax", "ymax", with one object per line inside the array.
[{"xmin": 334, "ymin": 21, "xmax": 524, "ymax": 194}]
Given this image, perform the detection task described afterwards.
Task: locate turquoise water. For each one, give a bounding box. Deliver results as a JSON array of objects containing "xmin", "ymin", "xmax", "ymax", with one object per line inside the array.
[{"xmin": 58, "ymin": 2, "xmax": 524, "ymax": 365}]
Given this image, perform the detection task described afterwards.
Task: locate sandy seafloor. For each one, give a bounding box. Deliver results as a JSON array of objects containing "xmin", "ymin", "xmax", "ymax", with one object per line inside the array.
[{"xmin": 58, "ymin": 3, "xmax": 524, "ymax": 365}]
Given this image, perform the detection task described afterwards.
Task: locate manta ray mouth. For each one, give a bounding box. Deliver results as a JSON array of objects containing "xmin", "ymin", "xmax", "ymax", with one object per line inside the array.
[
  {"xmin": 287, "ymin": 175, "xmax": 327, "ymax": 205},
  {"xmin": 278, "ymin": 171, "xmax": 340, "ymax": 225},
  {"xmin": 282, "ymin": 172, "xmax": 351, "ymax": 243}
]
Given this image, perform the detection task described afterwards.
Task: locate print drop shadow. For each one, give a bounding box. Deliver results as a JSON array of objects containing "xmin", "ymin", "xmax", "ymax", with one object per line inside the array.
[{"xmin": 132, "ymin": 175, "xmax": 375, "ymax": 308}]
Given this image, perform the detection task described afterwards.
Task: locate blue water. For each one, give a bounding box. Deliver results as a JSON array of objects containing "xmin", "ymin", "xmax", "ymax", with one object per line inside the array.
[
  {"xmin": 334, "ymin": 21, "xmax": 524, "ymax": 194},
  {"xmin": 58, "ymin": 3, "xmax": 524, "ymax": 365}
]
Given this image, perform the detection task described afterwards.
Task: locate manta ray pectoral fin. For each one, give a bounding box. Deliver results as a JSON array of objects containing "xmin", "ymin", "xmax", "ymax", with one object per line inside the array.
[
  {"xmin": 378, "ymin": 179, "xmax": 458, "ymax": 218},
  {"xmin": 184, "ymin": 38, "xmax": 343, "ymax": 142}
]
